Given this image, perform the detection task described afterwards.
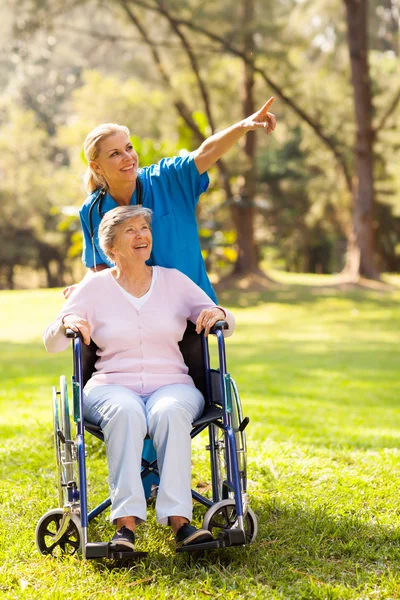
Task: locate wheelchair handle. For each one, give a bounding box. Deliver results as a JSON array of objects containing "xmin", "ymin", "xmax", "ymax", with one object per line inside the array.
[{"xmin": 65, "ymin": 328, "xmax": 83, "ymax": 339}]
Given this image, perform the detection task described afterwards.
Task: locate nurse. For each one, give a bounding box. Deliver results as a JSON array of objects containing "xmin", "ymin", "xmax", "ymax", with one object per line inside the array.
[{"xmin": 64, "ymin": 97, "xmax": 276, "ymax": 298}]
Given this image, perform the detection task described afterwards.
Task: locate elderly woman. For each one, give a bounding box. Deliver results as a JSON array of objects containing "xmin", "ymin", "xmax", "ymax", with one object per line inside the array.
[{"xmin": 44, "ymin": 205, "xmax": 235, "ymax": 550}]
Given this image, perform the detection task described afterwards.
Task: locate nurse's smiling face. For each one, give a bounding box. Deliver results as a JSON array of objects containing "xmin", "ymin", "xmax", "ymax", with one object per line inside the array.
[
  {"xmin": 110, "ymin": 215, "xmax": 152, "ymax": 265},
  {"xmin": 90, "ymin": 132, "xmax": 139, "ymax": 188}
]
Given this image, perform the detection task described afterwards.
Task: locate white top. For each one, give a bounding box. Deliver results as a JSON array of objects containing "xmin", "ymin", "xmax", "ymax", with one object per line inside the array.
[{"xmin": 117, "ymin": 266, "xmax": 159, "ymax": 310}]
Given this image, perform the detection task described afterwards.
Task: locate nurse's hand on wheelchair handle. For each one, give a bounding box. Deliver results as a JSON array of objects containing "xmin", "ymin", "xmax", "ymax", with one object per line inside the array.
[
  {"xmin": 62, "ymin": 314, "xmax": 91, "ymax": 345},
  {"xmin": 62, "ymin": 284, "xmax": 77, "ymax": 299},
  {"xmin": 196, "ymin": 307, "xmax": 226, "ymax": 337}
]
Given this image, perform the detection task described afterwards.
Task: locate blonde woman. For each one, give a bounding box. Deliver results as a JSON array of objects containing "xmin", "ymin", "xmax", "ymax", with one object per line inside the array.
[{"xmin": 64, "ymin": 97, "xmax": 276, "ymax": 300}]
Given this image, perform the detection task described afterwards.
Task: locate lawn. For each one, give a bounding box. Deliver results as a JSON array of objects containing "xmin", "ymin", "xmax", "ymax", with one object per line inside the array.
[{"xmin": 1, "ymin": 275, "xmax": 400, "ymax": 599}]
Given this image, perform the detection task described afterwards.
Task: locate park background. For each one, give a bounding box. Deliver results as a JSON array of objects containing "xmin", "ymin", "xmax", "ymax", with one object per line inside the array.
[{"xmin": 1, "ymin": 1, "xmax": 400, "ymax": 599}]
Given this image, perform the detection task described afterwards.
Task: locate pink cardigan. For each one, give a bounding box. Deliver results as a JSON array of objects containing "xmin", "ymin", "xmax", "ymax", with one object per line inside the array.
[{"xmin": 43, "ymin": 268, "xmax": 234, "ymax": 395}]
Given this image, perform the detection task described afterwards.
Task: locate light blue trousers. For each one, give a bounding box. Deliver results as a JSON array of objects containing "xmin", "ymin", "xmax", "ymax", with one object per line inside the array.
[{"xmin": 83, "ymin": 383, "xmax": 204, "ymax": 525}]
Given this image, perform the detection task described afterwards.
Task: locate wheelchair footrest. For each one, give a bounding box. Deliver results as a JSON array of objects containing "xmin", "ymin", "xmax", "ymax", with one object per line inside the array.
[
  {"xmin": 85, "ymin": 542, "xmax": 148, "ymax": 560},
  {"xmin": 176, "ymin": 539, "xmax": 222, "ymax": 553},
  {"xmin": 219, "ymin": 527, "xmax": 247, "ymax": 546},
  {"xmin": 176, "ymin": 528, "xmax": 247, "ymax": 553}
]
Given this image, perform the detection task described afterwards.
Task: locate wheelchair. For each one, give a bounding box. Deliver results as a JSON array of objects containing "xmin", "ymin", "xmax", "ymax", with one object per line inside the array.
[{"xmin": 35, "ymin": 320, "xmax": 258, "ymax": 559}]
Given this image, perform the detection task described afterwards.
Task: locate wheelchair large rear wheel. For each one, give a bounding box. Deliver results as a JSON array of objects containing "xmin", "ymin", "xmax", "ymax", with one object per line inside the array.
[
  {"xmin": 35, "ymin": 509, "xmax": 81, "ymax": 556},
  {"xmin": 211, "ymin": 376, "xmax": 248, "ymax": 502},
  {"xmin": 228, "ymin": 377, "xmax": 247, "ymax": 494},
  {"xmin": 60, "ymin": 375, "xmax": 74, "ymax": 483},
  {"xmin": 202, "ymin": 499, "xmax": 258, "ymax": 544},
  {"xmin": 60, "ymin": 375, "xmax": 72, "ymax": 443},
  {"xmin": 211, "ymin": 424, "xmax": 231, "ymax": 502},
  {"xmin": 53, "ymin": 377, "xmax": 75, "ymax": 507}
]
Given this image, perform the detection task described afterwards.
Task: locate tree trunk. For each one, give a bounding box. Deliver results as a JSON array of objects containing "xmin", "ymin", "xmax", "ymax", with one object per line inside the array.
[
  {"xmin": 231, "ymin": 201, "xmax": 259, "ymax": 275},
  {"xmin": 122, "ymin": 0, "xmax": 272, "ymax": 280},
  {"xmin": 42, "ymin": 260, "xmax": 54, "ymax": 288},
  {"xmin": 344, "ymin": 0, "xmax": 379, "ymax": 279},
  {"xmin": 231, "ymin": 0, "xmax": 262, "ymax": 276},
  {"xmin": 6, "ymin": 265, "xmax": 15, "ymax": 290}
]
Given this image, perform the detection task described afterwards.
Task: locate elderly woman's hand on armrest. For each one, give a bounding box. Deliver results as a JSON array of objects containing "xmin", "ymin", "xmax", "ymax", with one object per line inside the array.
[
  {"xmin": 62, "ymin": 314, "xmax": 91, "ymax": 345},
  {"xmin": 195, "ymin": 307, "xmax": 227, "ymax": 337}
]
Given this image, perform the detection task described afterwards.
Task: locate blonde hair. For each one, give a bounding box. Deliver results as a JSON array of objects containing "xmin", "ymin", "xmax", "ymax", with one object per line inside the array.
[
  {"xmin": 98, "ymin": 205, "xmax": 153, "ymax": 261},
  {"xmin": 83, "ymin": 123, "xmax": 131, "ymax": 194}
]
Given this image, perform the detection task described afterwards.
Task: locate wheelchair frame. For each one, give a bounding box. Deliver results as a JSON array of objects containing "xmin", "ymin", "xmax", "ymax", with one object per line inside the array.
[{"xmin": 35, "ymin": 321, "xmax": 257, "ymax": 559}]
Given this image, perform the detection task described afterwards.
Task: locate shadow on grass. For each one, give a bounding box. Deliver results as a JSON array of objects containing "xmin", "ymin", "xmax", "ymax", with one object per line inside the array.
[
  {"xmin": 216, "ymin": 283, "xmax": 400, "ymax": 309},
  {"xmin": 77, "ymin": 499, "xmax": 400, "ymax": 598},
  {"xmin": 197, "ymin": 498, "xmax": 400, "ymax": 597}
]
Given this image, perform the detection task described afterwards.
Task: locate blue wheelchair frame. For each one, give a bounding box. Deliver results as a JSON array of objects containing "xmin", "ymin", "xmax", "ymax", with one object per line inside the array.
[{"xmin": 36, "ymin": 321, "xmax": 256, "ymax": 559}]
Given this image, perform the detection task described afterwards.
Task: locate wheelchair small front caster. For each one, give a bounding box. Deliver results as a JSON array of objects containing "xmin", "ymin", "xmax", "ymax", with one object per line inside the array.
[
  {"xmin": 202, "ymin": 500, "xmax": 258, "ymax": 545},
  {"xmin": 35, "ymin": 509, "xmax": 81, "ymax": 556}
]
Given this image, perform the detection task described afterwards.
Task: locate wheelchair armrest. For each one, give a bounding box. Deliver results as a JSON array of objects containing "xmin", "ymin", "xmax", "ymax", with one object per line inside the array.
[
  {"xmin": 65, "ymin": 328, "xmax": 83, "ymax": 339},
  {"xmin": 66, "ymin": 323, "xmax": 227, "ymax": 339},
  {"xmin": 209, "ymin": 320, "xmax": 228, "ymax": 334}
]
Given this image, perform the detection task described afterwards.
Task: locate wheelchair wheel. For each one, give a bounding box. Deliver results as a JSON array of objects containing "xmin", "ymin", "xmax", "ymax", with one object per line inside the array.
[
  {"xmin": 60, "ymin": 375, "xmax": 72, "ymax": 443},
  {"xmin": 202, "ymin": 499, "xmax": 258, "ymax": 544},
  {"xmin": 211, "ymin": 376, "xmax": 248, "ymax": 502},
  {"xmin": 229, "ymin": 377, "xmax": 247, "ymax": 494},
  {"xmin": 211, "ymin": 424, "xmax": 231, "ymax": 501},
  {"xmin": 35, "ymin": 509, "xmax": 81, "ymax": 556},
  {"xmin": 52, "ymin": 386, "xmax": 63, "ymax": 506},
  {"xmin": 60, "ymin": 376, "xmax": 74, "ymax": 484},
  {"xmin": 53, "ymin": 377, "xmax": 75, "ymax": 507}
]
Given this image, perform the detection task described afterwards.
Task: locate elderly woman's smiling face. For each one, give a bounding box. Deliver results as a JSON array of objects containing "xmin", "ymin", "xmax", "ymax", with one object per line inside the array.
[{"xmin": 110, "ymin": 216, "xmax": 152, "ymax": 264}]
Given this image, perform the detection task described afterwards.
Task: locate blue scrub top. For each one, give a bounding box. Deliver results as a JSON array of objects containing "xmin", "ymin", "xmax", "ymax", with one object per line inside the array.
[{"xmin": 79, "ymin": 152, "xmax": 217, "ymax": 303}]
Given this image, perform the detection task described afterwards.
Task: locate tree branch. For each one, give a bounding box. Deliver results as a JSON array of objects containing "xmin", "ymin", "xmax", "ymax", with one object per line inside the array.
[
  {"xmin": 129, "ymin": 0, "xmax": 353, "ymax": 191},
  {"xmin": 374, "ymin": 86, "xmax": 400, "ymax": 132},
  {"xmin": 118, "ymin": 0, "xmax": 205, "ymax": 144},
  {"xmin": 155, "ymin": 0, "xmax": 216, "ymax": 133},
  {"xmin": 53, "ymin": 23, "xmax": 215, "ymax": 50},
  {"xmin": 118, "ymin": 0, "xmax": 234, "ymax": 199}
]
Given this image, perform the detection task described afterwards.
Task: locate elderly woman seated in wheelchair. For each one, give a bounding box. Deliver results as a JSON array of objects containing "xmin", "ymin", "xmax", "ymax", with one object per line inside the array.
[{"xmin": 43, "ymin": 204, "xmax": 235, "ymax": 552}]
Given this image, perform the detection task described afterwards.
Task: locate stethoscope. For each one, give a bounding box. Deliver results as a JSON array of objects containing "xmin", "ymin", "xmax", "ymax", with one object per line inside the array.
[{"xmin": 88, "ymin": 178, "xmax": 143, "ymax": 271}]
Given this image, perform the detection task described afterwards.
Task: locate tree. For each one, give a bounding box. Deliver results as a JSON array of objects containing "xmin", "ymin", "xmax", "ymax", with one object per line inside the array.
[
  {"xmin": 0, "ymin": 105, "xmax": 69, "ymax": 287},
  {"xmin": 114, "ymin": 0, "xmax": 278, "ymax": 280},
  {"xmin": 4, "ymin": 0, "xmax": 400, "ymax": 285},
  {"xmin": 343, "ymin": 0, "xmax": 377, "ymax": 279},
  {"xmin": 127, "ymin": 0, "xmax": 400, "ymax": 280}
]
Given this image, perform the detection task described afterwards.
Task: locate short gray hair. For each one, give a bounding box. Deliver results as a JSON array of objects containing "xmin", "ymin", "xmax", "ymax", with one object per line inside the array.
[{"xmin": 98, "ymin": 205, "xmax": 153, "ymax": 262}]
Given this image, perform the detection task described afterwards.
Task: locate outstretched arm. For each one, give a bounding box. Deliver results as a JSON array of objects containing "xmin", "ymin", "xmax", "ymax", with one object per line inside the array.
[{"xmin": 193, "ymin": 98, "xmax": 276, "ymax": 175}]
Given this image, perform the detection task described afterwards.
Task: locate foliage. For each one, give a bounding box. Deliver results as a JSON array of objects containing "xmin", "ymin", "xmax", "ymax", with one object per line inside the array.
[
  {"xmin": 0, "ymin": 106, "xmax": 71, "ymax": 288},
  {"xmin": 0, "ymin": 0, "xmax": 399, "ymax": 286}
]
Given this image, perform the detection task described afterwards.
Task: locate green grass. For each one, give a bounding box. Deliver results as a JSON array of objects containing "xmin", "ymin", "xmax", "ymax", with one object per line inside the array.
[{"xmin": 1, "ymin": 277, "xmax": 400, "ymax": 599}]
